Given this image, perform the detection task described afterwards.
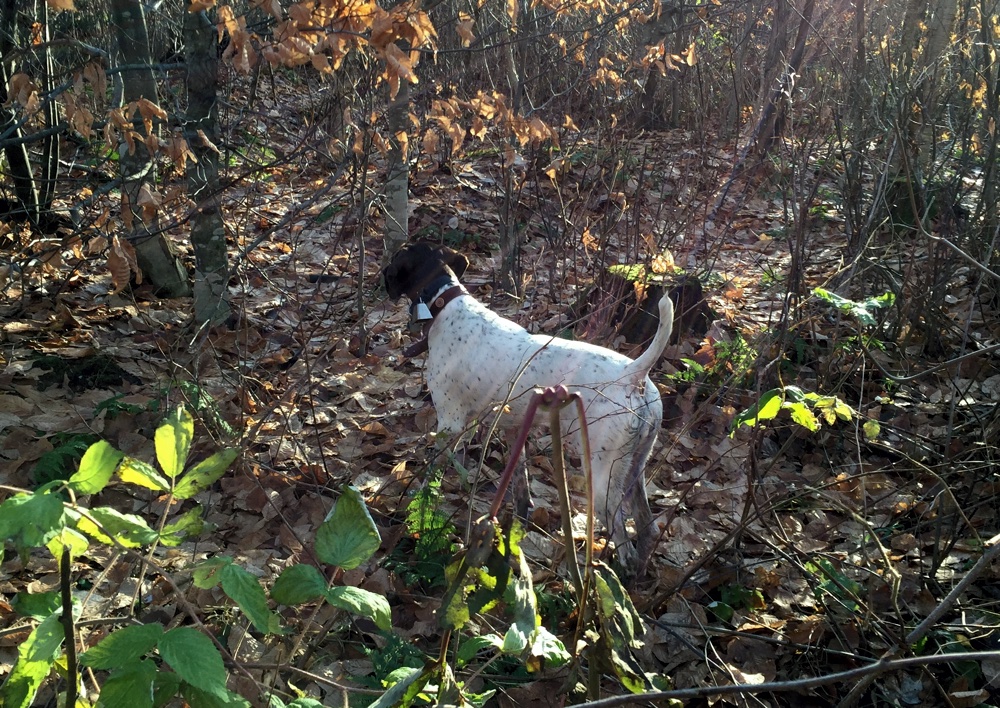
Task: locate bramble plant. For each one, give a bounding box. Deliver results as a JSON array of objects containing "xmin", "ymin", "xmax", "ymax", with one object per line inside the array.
[
  {"xmin": 1, "ymin": 390, "xmax": 678, "ymax": 706},
  {"xmin": 0, "ymin": 405, "xmax": 241, "ymax": 707},
  {"xmin": 0, "ymin": 404, "xmax": 395, "ymax": 708},
  {"xmin": 732, "ymin": 288, "xmax": 894, "ymax": 440},
  {"xmin": 812, "ymin": 287, "xmax": 895, "ymax": 326}
]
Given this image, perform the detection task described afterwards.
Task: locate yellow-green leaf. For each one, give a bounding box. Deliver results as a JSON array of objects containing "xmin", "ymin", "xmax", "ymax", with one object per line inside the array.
[
  {"xmin": 172, "ymin": 448, "xmax": 238, "ymax": 500},
  {"xmin": 156, "ymin": 406, "xmax": 194, "ymax": 479},
  {"xmin": 119, "ymin": 457, "xmax": 170, "ymax": 492}
]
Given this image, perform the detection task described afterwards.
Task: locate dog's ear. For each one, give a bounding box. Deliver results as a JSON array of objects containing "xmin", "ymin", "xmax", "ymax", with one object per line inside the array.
[{"xmin": 441, "ymin": 248, "xmax": 469, "ymax": 280}]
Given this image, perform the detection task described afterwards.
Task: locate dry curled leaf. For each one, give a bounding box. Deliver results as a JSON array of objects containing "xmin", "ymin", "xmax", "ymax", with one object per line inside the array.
[{"xmin": 107, "ymin": 235, "xmax": 141, "ymax": 293}]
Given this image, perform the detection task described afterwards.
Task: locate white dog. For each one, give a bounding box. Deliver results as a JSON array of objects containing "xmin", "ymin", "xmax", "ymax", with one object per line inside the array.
[{"xmin": 384, "ymin": 242, "xmax": 672, "ymax": 573}]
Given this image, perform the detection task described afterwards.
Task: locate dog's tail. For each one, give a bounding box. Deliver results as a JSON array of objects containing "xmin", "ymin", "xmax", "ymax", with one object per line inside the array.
[{"xmin": 623, "ymin": 293, "xmax": 673, "ymax": 382}]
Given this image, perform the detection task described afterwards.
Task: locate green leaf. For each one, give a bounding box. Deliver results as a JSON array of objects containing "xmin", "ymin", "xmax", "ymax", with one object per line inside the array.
[
  {"xmin": 286, "ymin": 699, "xmax": 326, "ymax": 708},
  {"xmin": 783, "ymin": 385, "xmax": 807, "ymax": 403},
  {"xmin": 81, "ymin": 507, "xmax": 159, "ymax": 547},
  {"xmin": 11, "ymin": 592, "xmax": 60, "ymax": 619},
  {"xmin": 438, "ymin": 559, "xmax": 472, "ymax": 631},
  {"xmin": 46, "ymin": 526, "xmax": 89, "ymax": 560},
  {"xmin": 456, "ymin": 634, "xmax": 502, "ymax": 665},
  {"xmin": 67, "ymin": 440, "xmax": 123, "ymax": 495},
  {"xmin": 98, "ymin": 659, "xmax": 156, "ymax": 708},
  {"xmin": 0, "ymin": 612, "xmax": 64, "ymax": 708},
  {"xmin": 153, "ymin": 670, "xmax": 182, "ymax": 704},
  {"xmin": 156, "ymin": 405, "xmax": 194, "ymax": 480},
  {"xmin": 81, "ymin": 624, "xmax": 163, "ymax": 670},
  {"xmin": 863, "ymin": 419, "xmax": 881, "ymax": 440},
  {"xmin": 732, "ymin": 389, "xmax": 783, "ymax": 433},
  {"xmin": 220, "ymin": 564, "xmax": 285, "ymax": 635},
  {"xmin": 367, "ymin": 667, "xmax": 428, "ymax": 708},
  {"xmin": 593, "ymin": 565, "xmax": 644, "ymax": 643},
  {"xmin": 526, "ymin": 626, "xmax": 570, "ymax": 670},
  {"xmin": 813, "ymin": 288, "xmax": 894, "ymax": 326},
  {"xmin": 181, "ymin": 684, "xmax": 252, "ymax": 707},
  {"xmin": 0, "ymin": 492, "xmax": 66, "ymax": 553},
  {"xmin": 158, "ymin": 626, "xmax": 228, "ymax": 697},
  {"xmin": 707, "ymin": 600, "xmax": 734, "ymax": 622},
  {"xmin": 785, "ymin": 402, "xmax": 820, "ymax": 432},
  {"xmin": 159, "ymin": 507, "xmax": 206, "ymax": 546},
  {"xmin": 118, "ymin": 456, "xmax": 170, "ymax": 492},
  {"xmin": 314, "ymin": 486, "xmax": 380, "ymax": 570},
  {"xmin": 271, "ymin": 564, "xmax": 327, "ymax": 606},
  {"xmin": 833, "ymin": 399, "xmax": 854, "ymax": 421},
  {"xmin": 193, "ymin": 557, "xmax": 233, "ymax": 589},
  {"xmin": 325, "ymin": 586, "xmax": 391, "ymax": 631},
  {"xmin": 860, "ymin": 291, "xmax": 895, "ymax": 312},
  {"xmin": 172, "ymin": 448, "xmax": 238, "ymax": 500},
  {"xmin": 501, "ymin": 533, "xmax": 537, "ymax": 655}
]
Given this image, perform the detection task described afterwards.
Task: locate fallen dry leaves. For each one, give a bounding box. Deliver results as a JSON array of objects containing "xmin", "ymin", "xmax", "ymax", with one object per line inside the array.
[{"xmin": 1, "ymin": 74, "xmax": 998, "ymax": 708}]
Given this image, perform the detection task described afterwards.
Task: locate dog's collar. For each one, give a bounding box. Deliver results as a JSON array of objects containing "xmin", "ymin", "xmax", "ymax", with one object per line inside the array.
[
  {"xmin": 404, "ymin": 282, "xmax": 467, "ymax": 357},
  {"xmin": 410, "ymin": 276, "xmax": 467, "ymax": 323}
]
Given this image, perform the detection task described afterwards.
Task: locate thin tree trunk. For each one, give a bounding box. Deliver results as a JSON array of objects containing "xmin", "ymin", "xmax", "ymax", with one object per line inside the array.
[
  {"xmin": 38, "ymin": 0, "xmax": 59, "ymax": 219},
  {"xmin": 0, "ymin": 0, "xmax": 40, "ymax": 223},
  {"xmin": 383, "ymin": 78, "xmax": 410, "ymax": 264},
  {"xmin": 185, "ymin": 9, "xmax": 230, "ymax": 325},
  {"xmin": 754, "ymin": 0, "xmax": 816, "ymax": 155},
  {"xmin": 978, "ymin": 0, "xmax": 999, "ymax": 232},
  {"xmin": 498, "ymin": 13, "xmax": 523, "ymax": 293},
  {"xmin": 111, "ymin": 0, "xmax": 190, "ymax": 297}
]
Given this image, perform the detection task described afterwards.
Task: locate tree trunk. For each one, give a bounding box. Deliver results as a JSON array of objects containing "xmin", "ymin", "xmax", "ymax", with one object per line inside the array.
[
  {"xmin": 38, "ymin": 0, "xmax": 59, "ymax": 218},
  {"xmin": 754, "ymin": 0, "xmax": 816, "ymax": 155},
  {"xmin": 110, "ymin": 0, "xmax": 190, "ymax": 297},
  {"xmin": 184, "ymin": 9, "xmax": 231, "ymax": 325},
  {"xmin": 891, "ymin": 0, "xmax": 960, "ymax": 223},
  {"xmin": 0, "ymin": 0, "xmax": 40, "ymax": 223},
  {"xmin": 498, "ymin": 15, "xmax": 523, "ymax": 293},
  {"xmin": 383, "ymin": 78, "xmax": 410, "ymax": 265},
  {"xmin": 978, "ymin": 0, "xmax": 999, "ymax": 233}
]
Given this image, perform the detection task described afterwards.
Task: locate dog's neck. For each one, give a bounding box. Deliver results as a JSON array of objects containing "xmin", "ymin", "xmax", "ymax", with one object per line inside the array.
[
  {"xmin": 410, "ymin": 273, "xmax": 466, "ymax": 323},
  {"xmin": 418, "ymin": 273, "xmax": 459, "ymax": 306}
]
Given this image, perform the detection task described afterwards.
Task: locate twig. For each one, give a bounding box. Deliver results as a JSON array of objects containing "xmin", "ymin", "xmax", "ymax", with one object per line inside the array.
[
  {"xmin": 573, "ymin": 650, "xmax": 1000, "ymax": 707},
  {"xmin": 60, "ymin": 548, "xmax": 79, "ymax": 707}
]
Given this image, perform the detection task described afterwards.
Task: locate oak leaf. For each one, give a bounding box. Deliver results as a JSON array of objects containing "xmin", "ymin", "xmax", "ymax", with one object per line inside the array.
[
  {"xmin": 217, "ymin": 5, "xmax": 240, "ymax": 39},
  {"xmin": 137, "ymin": 184, "xmax": 163, "ymax": 223},
  {"xmin": 8, "ymin": 73, "xmax": 38, "ymax": 111},
  {"xmin": 136, "ymin": 97, "xmax": 167, "ymax": 123},
  {"xmin": 287, "ymin": 2, "xmax": 312, "ymax": 26},
  {"xmin": 456, "ymin": 12, "xmax": 475, "ymax": 47},
  {"xmin": 83, "ymin": 60, "xmax": 107, "ymax": 97},
  {"xmin": 422, "ymin": 128, "xmax": 439, "ymax": 156},
  {"xmin": 108, "ymin": 235, "xmax": 141, "ymax": 293}
]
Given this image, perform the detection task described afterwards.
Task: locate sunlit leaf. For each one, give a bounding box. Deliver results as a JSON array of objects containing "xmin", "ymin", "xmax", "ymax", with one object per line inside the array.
[
  {"xmin": 156, "ymin": 406, "xmax": 194, "ymax": 480},
  {"xmin": 68, "ymin": 440, "xmax": 123, "ymax": 495}
]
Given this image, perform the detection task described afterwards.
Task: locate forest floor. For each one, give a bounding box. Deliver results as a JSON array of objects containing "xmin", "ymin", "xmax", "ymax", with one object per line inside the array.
[{"xmin": 2, "ymin": 76, "xmax": 999, "ymax": 708}]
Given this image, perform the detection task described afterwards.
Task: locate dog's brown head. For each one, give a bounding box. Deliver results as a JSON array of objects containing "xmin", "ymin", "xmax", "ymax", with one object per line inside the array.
[{"xmin": 383, "ymin": 242, "xmax": 469, "ymax": 301}]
